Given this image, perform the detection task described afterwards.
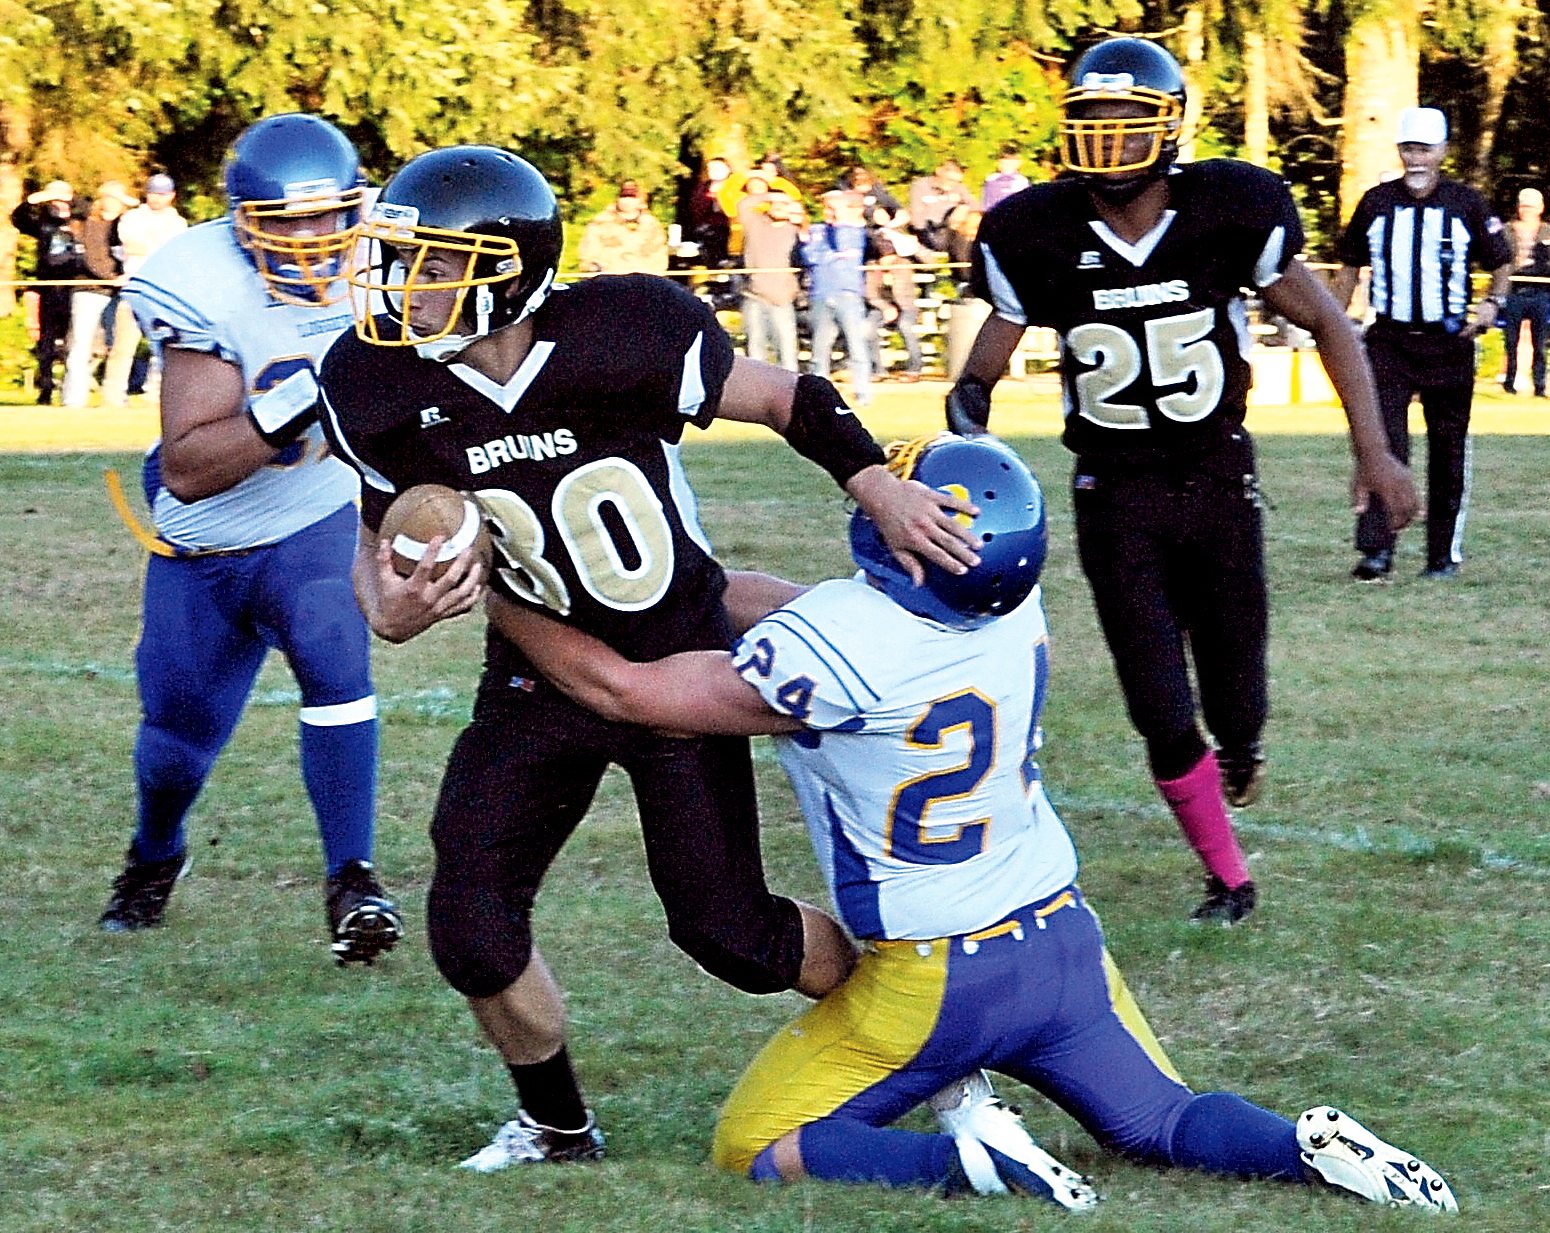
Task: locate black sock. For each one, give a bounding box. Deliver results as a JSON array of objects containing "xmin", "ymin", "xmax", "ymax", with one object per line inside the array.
[{"xmin": 508, "ymin": 1047, "xmax": 587, "ymax": 1131}]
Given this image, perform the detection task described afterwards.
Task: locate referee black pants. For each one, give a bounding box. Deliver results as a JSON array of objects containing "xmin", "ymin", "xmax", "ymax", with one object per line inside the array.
[{"xmin": 1358, "ymin": 327, "xmax": 1474, "ymax": 570}]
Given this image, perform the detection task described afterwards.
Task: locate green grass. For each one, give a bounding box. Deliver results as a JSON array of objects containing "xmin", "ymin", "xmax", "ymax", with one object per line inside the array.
[{"xmin": 2, "ymin": 436, "xmax": 1548, "ymax": 1231}]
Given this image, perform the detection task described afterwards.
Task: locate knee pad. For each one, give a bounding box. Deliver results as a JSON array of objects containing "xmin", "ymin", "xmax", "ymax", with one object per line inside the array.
[
  {"xmin": 426, "ymin": 876, "xmax": 536, "ymax": 999},
  {"xmin": 666, "ymin": 895, "xmax": 804, "ymax": 996}
]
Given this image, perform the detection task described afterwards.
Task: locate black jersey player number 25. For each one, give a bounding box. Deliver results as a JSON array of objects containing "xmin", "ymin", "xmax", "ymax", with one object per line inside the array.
[{"xmin": 1070, "ymin": 306, "xmax": 1224, "ymax": 427}]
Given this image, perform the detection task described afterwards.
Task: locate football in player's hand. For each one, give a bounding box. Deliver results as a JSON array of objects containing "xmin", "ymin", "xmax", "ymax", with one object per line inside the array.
[{"xmin": 378, "ymin": 484, "xmax": 493, "ymax": 579}]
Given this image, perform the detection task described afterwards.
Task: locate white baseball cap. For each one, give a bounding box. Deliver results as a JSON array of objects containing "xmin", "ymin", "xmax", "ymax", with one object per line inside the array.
[{"xmin": 1396, "ymin": 107, "xmax": 1447, "ymax": 146}]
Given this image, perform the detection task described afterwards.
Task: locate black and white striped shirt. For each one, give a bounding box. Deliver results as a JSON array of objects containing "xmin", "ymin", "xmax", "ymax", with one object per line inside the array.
[{"xmin": 1338, "ymin": 178, "xmax": 1511, "ymax": 332}]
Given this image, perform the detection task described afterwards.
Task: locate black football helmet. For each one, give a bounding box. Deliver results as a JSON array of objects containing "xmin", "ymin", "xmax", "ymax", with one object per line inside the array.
[
  {"xmin": 225, "ymin": 113, "xmax": 366, "ymax": 305},
  {"xmin": 1061, "ymin": 38, "xmax": 1186, "ymax": 184},
  {"xmin": 850, "ymin": 433, "xmax": 1046, "ymax": 630},
  {"xmin": 350, "ymin": 146, "xmax": 562, "ymax": 358}
]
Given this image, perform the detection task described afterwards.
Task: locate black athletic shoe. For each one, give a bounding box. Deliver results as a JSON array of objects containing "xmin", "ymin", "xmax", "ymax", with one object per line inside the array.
[
  {"xmin": 1191, "ymin": 875, "xmax": 1257, "ymax": 925},
  {"xmin": 325, "ymin": 860, "xmax": 404, "ymax": 966},
  {"xmin": 1419, "ymin": 563, "xmax": 1459, "ymax": 579},
  {"xmin": 1351, "ymin": 549, "xmax": 1393, "ymax": 582},
  {"xmin": 1220, "ymin": 744, "xmax": 1267, "ymax": 808},
  {"xmin": 100, "ymin": 847, "xmax": 189, "ymax": 932}
]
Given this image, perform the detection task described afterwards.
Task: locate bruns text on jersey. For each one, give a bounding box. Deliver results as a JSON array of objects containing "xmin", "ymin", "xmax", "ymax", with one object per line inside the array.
[
  {"xmin": 1092, "ymin": 280, "xmax": 1190, "ymax": 312},
  {"xmin": 467, "ymin": 430, "xmax": 579, "ymax": 474}
]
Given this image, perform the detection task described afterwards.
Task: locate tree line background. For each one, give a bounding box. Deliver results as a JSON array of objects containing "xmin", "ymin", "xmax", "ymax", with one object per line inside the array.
[{"xmin": 2, "ymin": 0, "xmax": 1548, "ymax": 311}]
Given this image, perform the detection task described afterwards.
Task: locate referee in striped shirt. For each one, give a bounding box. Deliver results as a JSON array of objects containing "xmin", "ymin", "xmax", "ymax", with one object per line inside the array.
[{"xmin": 1333, "ymin": 107, "xmax": 1513, "ymax": 581}]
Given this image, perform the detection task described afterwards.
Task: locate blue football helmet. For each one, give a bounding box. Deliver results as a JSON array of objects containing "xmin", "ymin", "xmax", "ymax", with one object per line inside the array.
[
  {"xmin": 224, "ymin": 113, "xmax": 365, "ymax": 305},
  {"xmin": 850, "ymin": 433, "xmax": 1047, "ymax": 629}
]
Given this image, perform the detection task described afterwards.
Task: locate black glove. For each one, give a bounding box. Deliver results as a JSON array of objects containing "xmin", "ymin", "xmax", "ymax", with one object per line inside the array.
[{"xmin": 945, "ymin": 374, "xmax": 992, "ymax": 436}]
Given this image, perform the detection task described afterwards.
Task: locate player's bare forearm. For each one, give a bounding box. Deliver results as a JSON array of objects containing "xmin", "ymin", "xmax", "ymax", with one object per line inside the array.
[
  {"xmin": 487, "ymin": 594, "xmax": 798, "ymax": 735},
  {"xmin": 723, "ymin": 570, "xmax": 809, "ymax": 635},
  {"xmin": 157, "ymin": 348, "xmax": 282, "ymax": 501},
  {"xmin": 1263, "ymin": 262, "xmax": 1419, "ymax": 529},
  {"xmin": 354, "ymin": 530, "xmax": 484, "ymax": 644},
  {"xmin": 845, "ymin": 466, "xmax": 980, "ymax": 585},
  {"xmin": 959, "ymin": 313, "xmax": 1027, "ymax": 390}
]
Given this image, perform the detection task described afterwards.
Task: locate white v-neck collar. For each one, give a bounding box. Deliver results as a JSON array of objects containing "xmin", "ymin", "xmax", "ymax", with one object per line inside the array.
[
  {"xmin": 448, "ymin": 340, "xmax": 556, "ymax": 413},
  {"xmin": 1088, "ymin": 210, "xmax": 1177, "ymax": 267}
]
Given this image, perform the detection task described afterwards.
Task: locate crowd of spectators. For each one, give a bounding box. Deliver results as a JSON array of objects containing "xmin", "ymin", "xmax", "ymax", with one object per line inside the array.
[
  {"xmin": 9, "ymin": 171, "xmax": 185, "ymax": 406},
  {"xmin": 18, "ymin": 145, "xmax": 1539, "ymax": 400}
]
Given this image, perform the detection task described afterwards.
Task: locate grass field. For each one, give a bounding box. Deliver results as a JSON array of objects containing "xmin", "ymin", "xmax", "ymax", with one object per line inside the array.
[{"xmin": 3, "ymin": 410, "xmax": 1549, "ymax": 1231}]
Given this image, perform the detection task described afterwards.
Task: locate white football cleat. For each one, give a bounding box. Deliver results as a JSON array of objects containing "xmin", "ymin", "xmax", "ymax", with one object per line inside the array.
[
  {"xmin": 931, "ymin": 1070, "xmax": 1099, "ymax": 1211},
  {"xmin": 458, "ymin": 1109, "xmax": 605, "ymax": 1172},
  {"xmin": 1297, "ymin": 1105, "xmax": 1457, "ymax": 1211}
]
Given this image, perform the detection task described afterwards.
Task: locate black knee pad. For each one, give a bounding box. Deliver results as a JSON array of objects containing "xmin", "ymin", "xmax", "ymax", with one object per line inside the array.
[
  {"xmin": 666, "ymin": 895, "xmax": 805, "ymax": 995},
  {"xmin": 426, "ymin": 877, "xmax": 536, "ymax": 999}
]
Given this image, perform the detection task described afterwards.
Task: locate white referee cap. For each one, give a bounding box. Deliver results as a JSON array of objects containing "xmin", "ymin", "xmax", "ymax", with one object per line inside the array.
[{"xmin": 1396, "ymin": 107, "xmax": 1447, "ymax": 145}]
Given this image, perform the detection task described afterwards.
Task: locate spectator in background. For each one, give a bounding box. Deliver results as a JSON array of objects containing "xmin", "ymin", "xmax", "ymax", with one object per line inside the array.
[
  {"xmin": 982, "ymin": 145, "xmax": 1030, "ymax": 211},
  {"xmin": 578, "ymin": 180, "xmax": 669, "ymax": 275},
  {"xmin": 909, "ymin": 160, "xmax": 977, "ymax": 257},
  {"xmin": 1500, "ymin": 186, "xmax": 1550, "ymax": 398},
  {"xmin": 61, "ymin": 180, "xmax": 137, "ymax": 407},
  {"xmin": 10, "ymin": 179, "xmax": 84, "ymax": 405},
  {"xmin": 837, "ymin": 165, "xmax": 906, "ymax": 232},
  {"xmin": 868, "ymin": 226, "xmax": 924, "ymax": 382},
  {"xmin": 102, "ymin": 172, "xmax": 188, "ymax": 406},
  {"xmin": 804, "ymin": 190, "xmax": 877, "ymax": 406},
  {"xmin": 686, "ymin": 157, "xmax": 733, "ymax": 267},
  {"xmin": 718, "ymin": 160, "xmax": 803, "ymax": 260},
  {"xmin": 737, "ymin": 189, "xmax": 806, "ymax": 371}
]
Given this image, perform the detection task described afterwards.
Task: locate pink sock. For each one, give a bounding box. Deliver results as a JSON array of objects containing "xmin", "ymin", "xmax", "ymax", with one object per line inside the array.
[{"xmin": 1156, "ymin": 751, "xmax": 1252, "ymax": 888}]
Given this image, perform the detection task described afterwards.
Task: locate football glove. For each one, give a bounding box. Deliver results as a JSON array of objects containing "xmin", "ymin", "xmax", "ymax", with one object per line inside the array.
[{"xmin": 946, "ymin": 375, "xmax": 992, "ymax": 436}]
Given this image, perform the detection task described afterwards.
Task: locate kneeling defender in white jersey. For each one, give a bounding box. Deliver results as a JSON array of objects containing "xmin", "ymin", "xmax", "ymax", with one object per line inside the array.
[{"xmin": 489, "ymin": 433, "xmax": 1456, "ymax": 1212}]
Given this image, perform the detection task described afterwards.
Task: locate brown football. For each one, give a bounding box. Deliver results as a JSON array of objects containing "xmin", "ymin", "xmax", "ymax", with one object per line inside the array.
[{"xmin": 377, "ymin": 484, "xmax": 494, "ymax": 579}]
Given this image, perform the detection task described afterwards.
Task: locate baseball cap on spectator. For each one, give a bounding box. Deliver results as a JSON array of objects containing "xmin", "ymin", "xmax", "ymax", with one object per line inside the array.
[
  {"xmin": 26, "ymin": 180, "xmax": 73, "ymax": 205},
  {"xmin": 1395, "ymin": 107, "xmax": 1447, "ymax": 146},
  {"xmin": 98, "ymin": 180, "xmax": 139, "ymax": 209},
  {"xmin": 1519, "ymin": 187, "xmax": 1544, "ymax": 208},
  {"xmin": 145, "ymin": 173, "xmax": 176, "ymax": 195}
]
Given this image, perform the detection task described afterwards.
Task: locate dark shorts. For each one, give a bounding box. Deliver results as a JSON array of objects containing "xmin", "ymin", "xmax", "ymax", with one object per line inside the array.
[{"xmin": 425, "ymin": 672, "xmax": 805, "ymax": 999}]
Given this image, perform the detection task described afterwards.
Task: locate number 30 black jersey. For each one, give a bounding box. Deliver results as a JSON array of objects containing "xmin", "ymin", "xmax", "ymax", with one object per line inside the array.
[
  {"xmin": 319, "ymin": 274, "xmax": 737, "ymax": 669},
  {"xmin": 972, "ymin": 160, "xmax": 1305, "ymax": 468}
]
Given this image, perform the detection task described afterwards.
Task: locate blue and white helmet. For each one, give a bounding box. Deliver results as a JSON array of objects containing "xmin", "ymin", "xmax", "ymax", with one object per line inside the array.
[
  {"xmin": 224, "ymin": 113, "xmax": 365, "ymax": 305},
  {"xmin": 850, "ymin": 433, "xmax": 1047, "ymax": 630}
]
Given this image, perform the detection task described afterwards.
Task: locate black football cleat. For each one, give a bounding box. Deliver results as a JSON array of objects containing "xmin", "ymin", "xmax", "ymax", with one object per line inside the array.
[
  {"xmin": 1220, "ymin": 744, "xmax": 1267, "ymax": 807},
  {"xmin": 100, "ymin": 847, "xmax": 190, "ymax": 932},
  {"xmin": 326, "ymin": 860, "xmax": 404, "ymax": 966},
  {"xmin": 1191, "ymin": 875, "xmax": 1257, "ymax": 925},
  {"xmin": 1351, "ymin": 550, "xmax": 1393, "ymax": 583}
]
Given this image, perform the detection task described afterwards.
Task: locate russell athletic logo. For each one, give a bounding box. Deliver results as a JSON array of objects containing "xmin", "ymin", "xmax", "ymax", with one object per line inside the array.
[{"xmin": 1091, "ymin": 280, "xmax": 1190, "ymax": 311}]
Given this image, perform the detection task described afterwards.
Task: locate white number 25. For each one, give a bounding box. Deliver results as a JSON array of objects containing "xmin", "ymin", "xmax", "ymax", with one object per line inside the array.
[{"xmin": 1067, "ymin": 307, "xmax": 1224, "ymax": 428}]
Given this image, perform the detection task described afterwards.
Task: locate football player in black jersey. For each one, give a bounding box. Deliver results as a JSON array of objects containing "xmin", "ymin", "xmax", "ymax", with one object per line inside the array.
[
  {"xmin": 945, "ymin": 38, "xmax": 1419, "ymax": 924},
  {"xmin": 317, "ymin": 146, "xmax": 980, "ymax": 1171}
]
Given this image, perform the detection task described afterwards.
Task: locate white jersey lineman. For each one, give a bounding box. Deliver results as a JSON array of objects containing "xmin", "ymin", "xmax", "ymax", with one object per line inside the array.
[
  {"xmin": 126, "ymin": 217, "xmax": 359, "ymax": 551},
  {"xmin": 734, "ymin": 576, "xmax": 1078, "ymax": 941}
]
